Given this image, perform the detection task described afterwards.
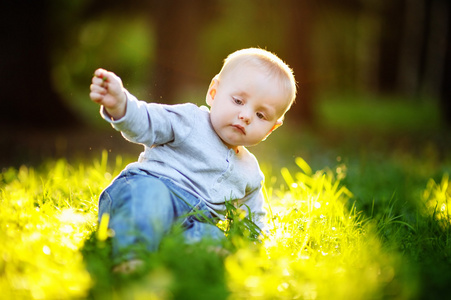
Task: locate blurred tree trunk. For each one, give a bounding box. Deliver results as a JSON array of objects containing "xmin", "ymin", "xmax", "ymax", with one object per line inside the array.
[
  {"xmin": 377, "ymin": 0, "xmax": 404, "ymax": 93},
  {"xmin": 389, "ymin": 0, "xmax": 450, "ymax": 126},
  {"xmin": 438, "ymin": 0, "xmax": 451, "ymax": 126},
  {"xmin": 0, "ymin": 1, "xmax": 80, "ymax": 130},
  {"xmin": 283, "ymin": 0, "xmax": 316, "ymax": 126},
  {"xmin": 421, "ymin": 0, "xmax": 448, "ymax": 98},
  {"xmin": 151, "ymin": 0, "xmax": 216, "ymax": 103},
  {"xmin": 397, "ymin": 0, "xmax": 426, "ymax": 96}
]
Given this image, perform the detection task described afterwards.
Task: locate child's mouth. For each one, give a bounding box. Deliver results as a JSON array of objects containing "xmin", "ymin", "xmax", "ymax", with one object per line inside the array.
[{"xmin": 232, "ymin": 124, "xmax": 246, "ymax": 135}]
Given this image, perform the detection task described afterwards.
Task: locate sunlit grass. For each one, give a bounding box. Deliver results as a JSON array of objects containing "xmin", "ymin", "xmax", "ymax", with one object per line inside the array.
[
  {"xmin": 422, "ymin": 174, "xmax": 451, "ymax": 225},
  {"xmin": 226, "ymin": 157, "xmax": 417, "ymax": 299},
  {"xmin": 1, "ymin": 151, "xmax": 450, "ymax": 299},
  {"xmin": 0, "ymin": 151, "xmax": 119, "ymax": 299}
]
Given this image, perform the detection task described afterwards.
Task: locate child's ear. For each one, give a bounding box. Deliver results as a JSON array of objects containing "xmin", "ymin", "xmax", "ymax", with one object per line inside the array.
[
  {"xmin": 263, "ymin": 119, "xmax": 283, "ymax": 141},
  {"xmin": 206, "ymin": 76, "xmax": 219, "ymax": 106},
  {"xmin": 270, "ymin": 119, "xmax": 283, "ymax": 133}
]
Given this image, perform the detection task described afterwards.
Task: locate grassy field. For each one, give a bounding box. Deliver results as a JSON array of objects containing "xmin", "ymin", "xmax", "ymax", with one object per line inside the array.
[{"xmin": 1, "ymin": 98, "xmax": 450, "ymax": 299}]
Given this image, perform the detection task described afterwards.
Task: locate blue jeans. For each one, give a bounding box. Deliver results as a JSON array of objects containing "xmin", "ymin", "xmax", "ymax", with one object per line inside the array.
[{"xmin": 98, "ymin": 169, "xmax": 224, "ymax": 263}]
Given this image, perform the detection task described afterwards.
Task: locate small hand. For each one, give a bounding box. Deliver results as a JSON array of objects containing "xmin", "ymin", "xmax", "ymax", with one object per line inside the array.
[{"xmin": 90, "ymin": 68, "xmax": 127, "ymax": 119}]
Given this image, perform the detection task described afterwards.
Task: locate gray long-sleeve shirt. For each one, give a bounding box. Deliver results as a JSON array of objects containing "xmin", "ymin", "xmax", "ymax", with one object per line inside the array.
[{"xmin": 101, "ymin": 91, "xmax": 267, "ymax": 230}]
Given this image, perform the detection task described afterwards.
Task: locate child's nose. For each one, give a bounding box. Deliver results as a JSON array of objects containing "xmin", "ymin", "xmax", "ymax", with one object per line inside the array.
[{"xmin": 239, "ymin": 111, "xmax": 251, "ymax": 124}]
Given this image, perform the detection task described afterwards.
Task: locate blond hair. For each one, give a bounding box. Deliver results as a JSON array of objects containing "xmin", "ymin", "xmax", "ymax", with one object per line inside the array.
[{"xmin": 217, "ymin": 48, "xmax": 297, "ymax": 111}]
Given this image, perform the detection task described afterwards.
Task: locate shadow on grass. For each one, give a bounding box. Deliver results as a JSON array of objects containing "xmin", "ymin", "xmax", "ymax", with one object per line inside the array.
[{"xmin": 81, "ymin": 230, "xmax": 229, "ymax": 300}]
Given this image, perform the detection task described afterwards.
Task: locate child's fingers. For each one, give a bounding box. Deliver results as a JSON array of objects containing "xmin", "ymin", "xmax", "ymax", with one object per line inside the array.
[
  {"xmin": 90, "ymin": 68, "xmax": 124, "ymax": 108},
  {"xmin": 94, "ymin": 68, "xmax": 106, "ymax": 77},
  {"xmin": 93, "ymin": 68, "xmax": 109, "ymax": 82},
  {"xmin": 90, "ymin": 82, "xmax": 107, "ymax": 94},
  {"xmin": 90, "ymin": 91, "xmax": 104, "ymax": 103},
  {"xmin": 90, "ymin": 81, "xmax": 108, "ymax": 103},
  {"xmin": 92, "ymin": 76, "xmax": 107, "ymax": 87}
]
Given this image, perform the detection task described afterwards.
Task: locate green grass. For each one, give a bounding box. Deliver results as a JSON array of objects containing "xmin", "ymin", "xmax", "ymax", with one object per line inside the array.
[
  {"xmin": 1, "ymin": 147, "xmax": 450, "ymax": 299},
  {"xmin": 1, "ymin": 92, "xmax": 450, "ymax": 299}
]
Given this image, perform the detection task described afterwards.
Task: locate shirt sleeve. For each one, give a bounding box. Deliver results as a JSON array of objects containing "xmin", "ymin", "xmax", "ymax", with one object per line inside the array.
[{"xmin": 100, "ymin": 90, "xmax": 195, "ymax": 147}]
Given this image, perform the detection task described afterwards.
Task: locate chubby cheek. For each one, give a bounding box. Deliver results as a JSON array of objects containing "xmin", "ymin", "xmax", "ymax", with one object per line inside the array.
[
  {"xmin": 214, "ymin": 106, "xmax": 234, "ymax": 125},
  {"xmin": 257, "ymin": 122, "xmax": 275, "ymax": 134},
  {"xmin": 258, "ymin": 124, "xmax": 277, "ymax": 140},
  {"xmin": 212, "ymin": 110, "xmax": 227, "ymax": 126},
  {"xmin": 210, "ymin": 112, "xmax": 229, "ymax": 136},
  {"xmin": 246, "ymin": 127, "xmax": 269, "ymax": 143}
]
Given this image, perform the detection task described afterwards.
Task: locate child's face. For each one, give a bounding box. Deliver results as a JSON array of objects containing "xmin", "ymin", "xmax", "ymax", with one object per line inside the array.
[{"xmin": 206, "ymin": 64, "xmax": 289, "ymax": 151}]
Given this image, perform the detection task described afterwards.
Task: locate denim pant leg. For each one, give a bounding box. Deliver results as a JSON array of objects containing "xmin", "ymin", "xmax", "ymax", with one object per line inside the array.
[
  {"xmin": 98, "ymin": 170, "xmax": 178, "ymax": 262},
  {"xmin": 159, "ymin": 177, "xmax": 225, "ymax": 244},
  {"xmin": 98, "ymin": 170, "xmax": 225, "ymax": 263}
]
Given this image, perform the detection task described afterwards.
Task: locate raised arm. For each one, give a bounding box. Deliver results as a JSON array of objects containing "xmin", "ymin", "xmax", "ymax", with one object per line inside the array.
[{"xmin": 89, "ymin": 68, "xmax": 127, "ymax": 120}]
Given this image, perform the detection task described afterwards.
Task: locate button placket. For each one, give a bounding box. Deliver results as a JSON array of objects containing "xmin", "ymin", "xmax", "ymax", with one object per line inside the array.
[{"xmin": 213, "ymin": 148, "xmax": 234, "ymax": 189}]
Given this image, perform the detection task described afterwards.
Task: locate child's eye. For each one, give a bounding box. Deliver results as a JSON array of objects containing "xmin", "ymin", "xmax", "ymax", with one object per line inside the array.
[
  {"xmin": 233, "ymin": 97, "xmax": 243, "ymax": 105},
  {"xmin": 256, "ymin": 112, "xmax": 265, "ymax": 120}
]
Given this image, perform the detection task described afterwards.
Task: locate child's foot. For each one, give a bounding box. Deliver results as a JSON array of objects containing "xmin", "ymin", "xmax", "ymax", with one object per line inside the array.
[{"xmin": 113, "ymin": 259, "xmax": 144, "ymax": 274}]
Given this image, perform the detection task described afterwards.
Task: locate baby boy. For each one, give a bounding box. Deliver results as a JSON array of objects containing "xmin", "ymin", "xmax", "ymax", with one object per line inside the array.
[{"xmin": 89, "ymin": 48, "xmax": 296, "ymax": 271}]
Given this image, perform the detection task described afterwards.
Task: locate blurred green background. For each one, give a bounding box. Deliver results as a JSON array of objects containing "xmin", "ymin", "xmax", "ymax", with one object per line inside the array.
[
  {"xmin": 0, "ymin": 0, "xmax": 450, "ymax": 166},
  {"xmin": 1, "ymin": 2, "xmax": 451, "ymax": 298}
]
